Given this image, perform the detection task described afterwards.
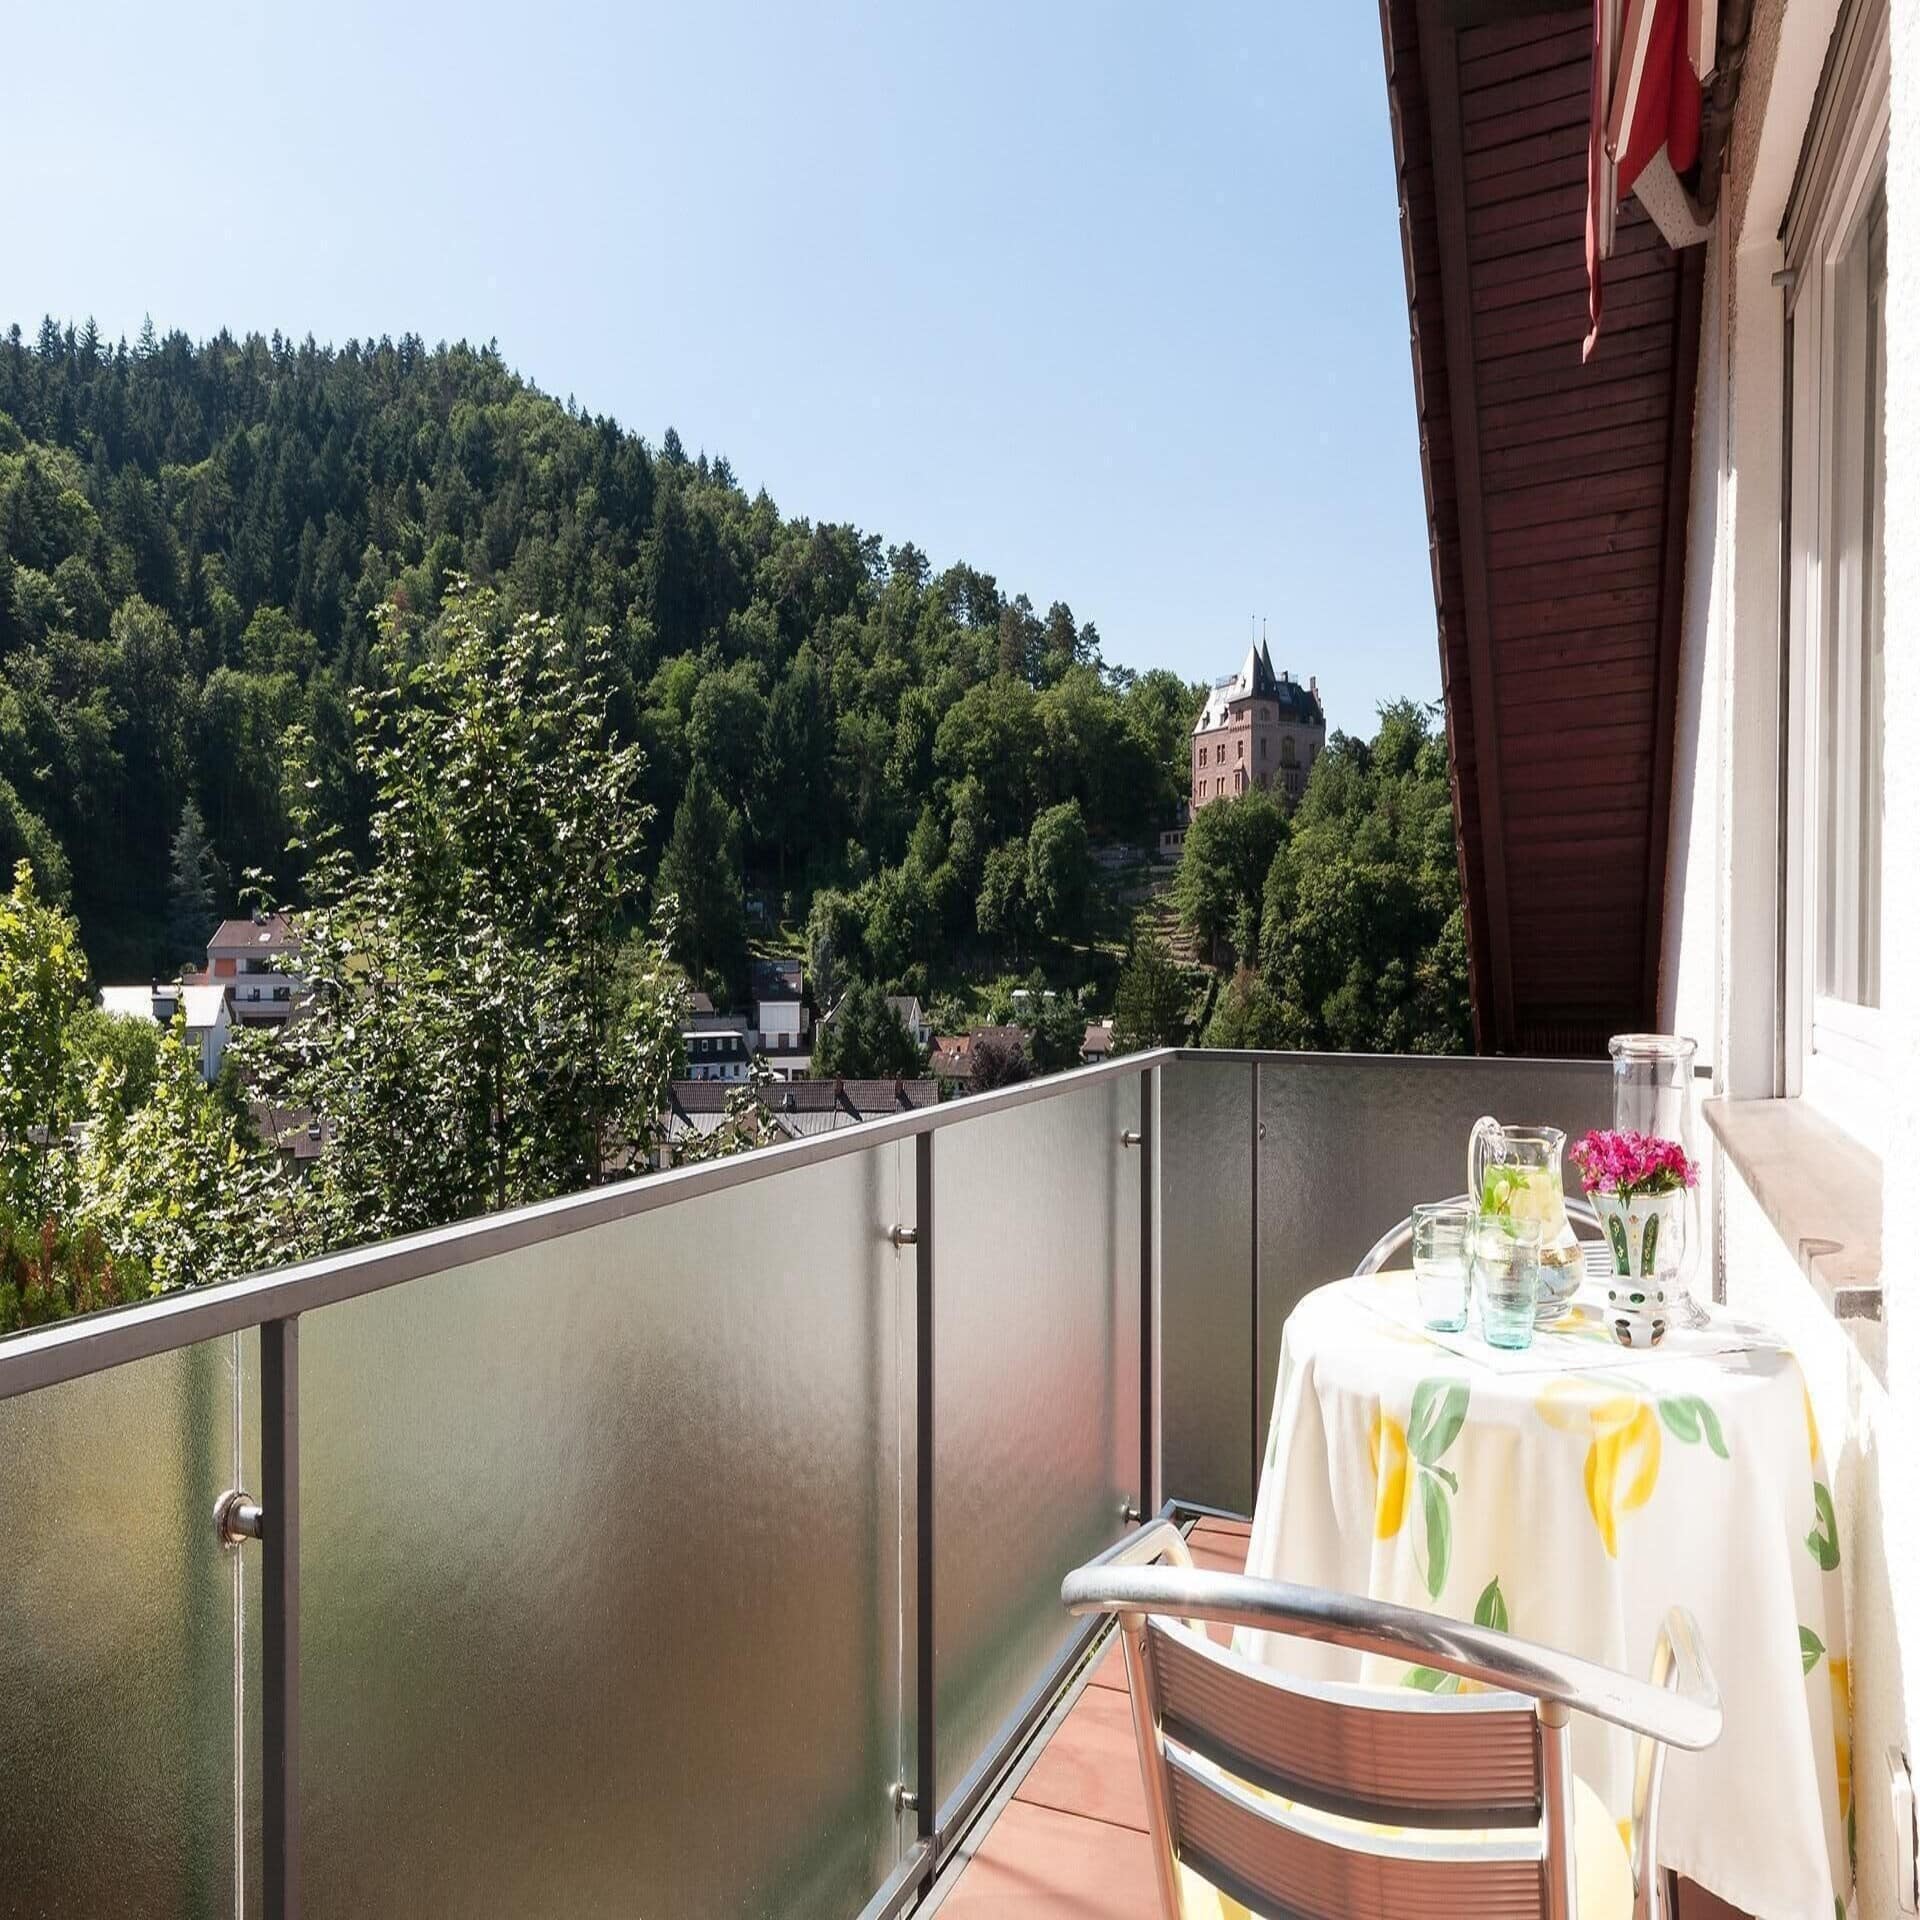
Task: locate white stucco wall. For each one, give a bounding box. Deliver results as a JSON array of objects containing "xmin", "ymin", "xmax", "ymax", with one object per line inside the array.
[{"xmin": 1664, "ymin": 0, "xmax": 1920, "ymax": 1908}]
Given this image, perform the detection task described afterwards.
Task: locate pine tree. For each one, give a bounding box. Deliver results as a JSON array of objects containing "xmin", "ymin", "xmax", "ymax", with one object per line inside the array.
[
  {"xmin": 165, "ymin": 799, "xmax": 220, "ymax": 970},
  {"xmin": 658, "ymin": 763, "xmax": 747, "ymax": 992}
]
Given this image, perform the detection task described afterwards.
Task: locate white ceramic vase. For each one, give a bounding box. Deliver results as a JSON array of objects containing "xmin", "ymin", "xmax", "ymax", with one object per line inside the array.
[{"xmin": 1593, "ymin": 1187, "xmax": 1686, "ymax": 1348}]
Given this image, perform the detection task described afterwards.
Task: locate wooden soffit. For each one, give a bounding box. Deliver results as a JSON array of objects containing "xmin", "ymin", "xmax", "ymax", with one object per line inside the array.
[{"xmin": 1381, "ymin": 0, "xmax": 1704, "ymax": 1056}]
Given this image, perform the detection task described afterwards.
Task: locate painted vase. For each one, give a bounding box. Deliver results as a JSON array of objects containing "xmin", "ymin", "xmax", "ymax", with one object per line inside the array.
[{"xmin": 1593, "ymin": 1188, "xmax": 1687, "ymax": 1348}]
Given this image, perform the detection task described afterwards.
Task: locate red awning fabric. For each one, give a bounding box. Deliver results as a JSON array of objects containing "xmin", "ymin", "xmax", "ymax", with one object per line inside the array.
[{"xmin": 1585, "ymin": 0, "xmax": 1706, "ymax": 357}]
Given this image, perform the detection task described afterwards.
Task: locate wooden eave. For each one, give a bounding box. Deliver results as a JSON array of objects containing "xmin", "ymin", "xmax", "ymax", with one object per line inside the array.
[{"xmin": 1381, "ymin": 0, "xmax": 1705, "ymax": 1056}]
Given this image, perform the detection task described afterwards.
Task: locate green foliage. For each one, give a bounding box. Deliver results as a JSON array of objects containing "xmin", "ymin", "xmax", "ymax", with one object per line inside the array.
[
  {"xmin": 1174, "ymin": 787, "xmax": 1287, "ymax": 966},
  {"xmin": 1112, "ymin": 923, "xmax": 1192, "ymax": 1051},
  {"xmin": 71, "ymin": 1001, "xmax": 164, "ymax": 1114},
  {"xmin": 0, "ymin": 860, "xmax": 91, "ymax": 1221},
  {"xmin": 1202, "ymin": 967, "xmax": 1288, "ymax": 1049},
  {"xmin": 1254, "ymin": 701, "xmax": 1469, "ymax": 1053},
  {"xmin": 0, "ymin": 859, "xmax": 268, "ymax": 1334},
  {"xmin": 1024, "ymin": 981, "xmax": 1086, "ymax": 1075},
  {"xmin": 1025, "ymin": 799, "xmax": 1092, "ymax": 953},
  {"xmin": 79, "ymin": 1016, "xmax": 280, "ymax": 1296},
  {"xmin": 0, "ymin": 323, "xmax": 1198, "ymax": 986},
  {"xmin": 166, "ymin": 797, "xmax": 221, "ymax": 968},
  {"xmin": 247, "ymin": 581, "xmax": 685, "ymax": 1247},
  {"xmin": 815, "ymin": 980, "xmax": 923, "ymax": 1079},
  {"xmin": 659, "ymin": 762, "xmax": 746, "ymax": 991},
  {"xmin": 804, "ymin": 887, "xmax": 867, "ymax": 1009}
]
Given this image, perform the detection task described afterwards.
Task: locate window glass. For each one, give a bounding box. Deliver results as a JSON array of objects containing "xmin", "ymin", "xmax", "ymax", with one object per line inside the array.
[{"xmin": 1817, "ymin": 177, "xmax": 1886, "ymax": 1008}]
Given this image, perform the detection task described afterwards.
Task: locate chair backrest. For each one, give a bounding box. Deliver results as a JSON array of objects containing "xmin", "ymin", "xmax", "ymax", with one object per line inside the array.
[
  {"xmin": 1064, "ymin": 1523, "xmax": 1720, "ymax": 1920},
  {"xmin": 1354, "ymin": 1192, "xmax": 1606, "ymax": 1278},
  {"xmin": 1135, "ymin": 1617, "xmax": 1556, "ymax": 1920}
]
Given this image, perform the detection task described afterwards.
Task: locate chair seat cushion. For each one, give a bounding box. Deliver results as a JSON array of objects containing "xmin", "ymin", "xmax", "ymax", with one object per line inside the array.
[{"xmin": 1175, "ymin": 1773, "xmax": 1633, "ymax": 1920}]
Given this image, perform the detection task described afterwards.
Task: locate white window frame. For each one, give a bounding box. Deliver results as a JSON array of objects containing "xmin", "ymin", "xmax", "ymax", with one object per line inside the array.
[{"xmin": 1782, "ymin": 3, "xmax": 1889, "ymax": 1148}]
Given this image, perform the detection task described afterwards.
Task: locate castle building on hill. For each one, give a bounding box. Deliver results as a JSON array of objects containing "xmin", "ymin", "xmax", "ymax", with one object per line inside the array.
[{"xmin": 1190, "ymin": 639, "xmax": 1326, "ymax": 810}]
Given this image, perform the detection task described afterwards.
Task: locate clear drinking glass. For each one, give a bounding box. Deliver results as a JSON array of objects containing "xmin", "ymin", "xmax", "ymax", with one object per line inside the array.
[
  {"xmin": 1411, "ymin": 1201, "xmax": 1474, "ymax": 1332},
  {"xmin": 1473, "ymin": 1214, "xmax": 1543, "ymax": 1351}
]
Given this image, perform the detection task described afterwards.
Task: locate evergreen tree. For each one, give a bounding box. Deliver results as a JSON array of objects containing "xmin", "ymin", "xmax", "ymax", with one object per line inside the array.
[
  {"xmin": 814, "ymin": 980, "xmax": 923, "ymax": 1079},
  {"xmin": 165, "ymin": 798, "xmax": 221, "ymax": 969},
  {"xmin": 1113, "ymin": 924, "xmax": 1191, "ymax": 1051},
  {"xmin": 658, "ymin": 762, "xmax": 747, "ymax": 993}
]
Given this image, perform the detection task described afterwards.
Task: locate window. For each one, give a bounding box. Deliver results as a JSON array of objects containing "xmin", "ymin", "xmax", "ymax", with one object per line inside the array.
[
  {"xmin": 1783, "ymin": 0, "xmax": 1888, "ymax": 1138},
  {"xmin": 1236, "ymin": 739, "xmax": 1243, "ymax": 761},
  {"xmin": 1281, "ymin": 736, "xmax": 1297, "ymax": 767}
]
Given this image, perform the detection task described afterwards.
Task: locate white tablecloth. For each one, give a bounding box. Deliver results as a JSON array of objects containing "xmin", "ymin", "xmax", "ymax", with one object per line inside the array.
[{"xmin": 1238, "ymin": 1275, "xmax": 1853, "ymax": 1920}]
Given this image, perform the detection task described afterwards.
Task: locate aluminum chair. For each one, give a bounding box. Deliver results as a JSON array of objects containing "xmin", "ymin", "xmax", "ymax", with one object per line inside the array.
[
  {"xmin": 1355, "ymin": 1192, "xmax": 1617, "ymax": 1283},
  {"xmin": 1062, "ymin": 1521, "xmax": 1719, "ymax": 1920}
]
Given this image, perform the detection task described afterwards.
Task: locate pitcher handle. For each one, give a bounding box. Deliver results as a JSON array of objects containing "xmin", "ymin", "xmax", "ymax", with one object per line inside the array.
[{"xmin": 1468, "ymin": 1115, "xmax": 1503, "ymax": 1209}]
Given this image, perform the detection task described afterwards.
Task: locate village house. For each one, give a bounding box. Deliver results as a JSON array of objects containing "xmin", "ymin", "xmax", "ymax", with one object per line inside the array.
[
  {"xmin": 96, "ymin": 980, "xmax": 231, "ymax": 1083},
  {"xmin": 204, "ymin": 910, "xmax": 304, "ymax": 1028}
]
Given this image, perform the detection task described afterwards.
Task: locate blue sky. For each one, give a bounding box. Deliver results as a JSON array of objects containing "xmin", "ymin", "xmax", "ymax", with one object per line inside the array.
[{"xmin": 4, "ymin": 2, "xmax": 1437, "ymax": 735}]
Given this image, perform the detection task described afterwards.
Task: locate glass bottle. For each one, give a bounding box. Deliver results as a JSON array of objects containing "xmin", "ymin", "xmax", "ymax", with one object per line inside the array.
[{"xmin": 1606, "ymin": 1033, "xmax": 1706, "ymax": 1324}]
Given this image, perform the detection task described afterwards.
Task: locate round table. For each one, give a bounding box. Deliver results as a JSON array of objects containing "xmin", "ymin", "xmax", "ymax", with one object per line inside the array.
[{"xmin": 1238, "ymin": 1274, "xmax": 1852, "ymax": 1920}]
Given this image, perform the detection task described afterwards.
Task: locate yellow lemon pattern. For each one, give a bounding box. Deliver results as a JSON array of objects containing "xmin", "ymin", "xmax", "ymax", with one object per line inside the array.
[
  {"xmin": 1370, "ymin": 1408, "xmax": 1411, "ymax": 1540},
  {"xmin": 1535, "ymin": 1377, "xmax": 1728, "ymax": 1558}
]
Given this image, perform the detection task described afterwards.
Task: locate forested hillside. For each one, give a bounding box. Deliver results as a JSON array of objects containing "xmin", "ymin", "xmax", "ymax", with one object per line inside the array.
[{"xmin": 0, "ymin": 318, "xmax": 1199, "ymax": 986}]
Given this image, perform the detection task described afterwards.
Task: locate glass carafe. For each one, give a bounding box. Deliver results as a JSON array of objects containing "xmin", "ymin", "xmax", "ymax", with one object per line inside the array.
[
  {"xmin": 1608, "ymin": 1033, "xmax": 1706, "ymax": 1325},
  {"xmin": 1468, "ymin": 1118, "xmax": 1581, "ymax": 1322}
]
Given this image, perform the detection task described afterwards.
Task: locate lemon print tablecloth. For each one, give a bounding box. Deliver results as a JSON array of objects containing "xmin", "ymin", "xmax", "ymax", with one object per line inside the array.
[{"xmin": 1237, "ymin": 1275, "xmax": 1852, "ymax": 1920}]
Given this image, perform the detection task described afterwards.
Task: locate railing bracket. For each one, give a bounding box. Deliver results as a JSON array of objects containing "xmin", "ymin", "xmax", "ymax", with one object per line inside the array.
[
  {"xmin": 214, "ymin": 1487, "xmax": 263, "ymax": 1547},
  {"xmin": 890, "ymin": 1224, "xmax": 919, "ymax": 1247},
  {"xmin": 891, "ymin": 1783, "xmax": 920, "ymax": 1814},
  {"xmin": 1120, "ymin": 1129, "xmax": 1142, "ymax": 1148}
]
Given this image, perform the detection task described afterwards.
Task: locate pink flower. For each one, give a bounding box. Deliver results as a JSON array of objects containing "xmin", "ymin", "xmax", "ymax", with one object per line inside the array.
[{"xmin": 1569, "ymin": 1128, "xmax": 1697, "ymax": 1199}]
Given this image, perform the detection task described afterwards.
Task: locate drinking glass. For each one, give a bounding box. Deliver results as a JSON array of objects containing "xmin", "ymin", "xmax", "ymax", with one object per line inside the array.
[
  {"xmin": 1411, "ymin": 1201, "xmax": 1474, "ymax": 1332},
  {"xmin": 1473, "ymin": 1214, "xmax": 1543, "ymax": 1351}
]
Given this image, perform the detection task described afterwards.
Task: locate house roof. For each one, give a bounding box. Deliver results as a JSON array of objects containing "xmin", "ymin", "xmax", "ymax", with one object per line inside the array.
[
  {"xmin": 1379, "ymin": 1, "xmax": 1704, "ymax": 1054},
  {"xmin": 180, "ymin": 984, "xmax": 228, "ymax": 1031},
  {"xmin": 1081, "ymin": 1023, "xmax": 1113, "ymax": 1057},
  {"xmin": 750, "ymin": 957, "xmax": 803, "ymax": 1002},
  {"xmin": 885, "ymin": 994, "xmax": 926, "ymax": 1025},
  {"xmin": 209, "ymin": 912, "xmax": 299, "ymax": 951},
  {"xmin": 1193, "ymin": 640, "xmax": 1325, "ymax": 734},
  {"xmin": 663, "ymin": 1077, "xmax": 941, "ymax": 1138},
  {"xmin": 99, "ymin": 985, "xmax": 159, "ymax": 1021},
  {"xmin": 98, "ymin": 981, "xmax": 228, "ymax": 1031}
]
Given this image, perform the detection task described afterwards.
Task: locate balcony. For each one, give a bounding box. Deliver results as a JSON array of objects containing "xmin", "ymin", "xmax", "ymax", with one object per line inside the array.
[{"xmin": 0, "ymin": 1048, "xmax": 1615, "ymax": 1919}]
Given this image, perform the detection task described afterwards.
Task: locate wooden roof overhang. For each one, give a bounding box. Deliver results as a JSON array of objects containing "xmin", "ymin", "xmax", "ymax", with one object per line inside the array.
[{"xmin": 1380, "ymin": 0, "xmax": 1708, "ymax": 1055}]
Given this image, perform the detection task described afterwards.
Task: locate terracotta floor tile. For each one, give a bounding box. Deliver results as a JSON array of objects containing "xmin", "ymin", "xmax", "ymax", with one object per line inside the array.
[
  {"xmin": 1086, "ymin": 1637, "xmax": 1127, "ymax": 1691},
  {"xmin": 1014, "ymin": 1685, "xmax": 1149, "ymax": 1831},
  {"xmin": 939, "ymin": 1799, "xmax": 1161, "ymax": 1920}
]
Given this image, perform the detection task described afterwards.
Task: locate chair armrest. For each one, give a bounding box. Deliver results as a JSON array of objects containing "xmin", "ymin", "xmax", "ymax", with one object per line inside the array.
[
  {"xmin": 1629, "ymin": 1610, "xmax": 1718, "ymax": 1920},
  {"xmin": 1060, "ymin": 1567, "xmax": 1722, "ymax": 1753},
  {"xmin": 1071, "ymin": 1517, "xmax": 1195, "ymax": 1577}
]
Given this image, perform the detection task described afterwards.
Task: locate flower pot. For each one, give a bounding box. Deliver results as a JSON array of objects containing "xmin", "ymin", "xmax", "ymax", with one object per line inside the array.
[{"xmin": 1593, "ymin": 1188, "xmax": 1686, "ymax": 1348}]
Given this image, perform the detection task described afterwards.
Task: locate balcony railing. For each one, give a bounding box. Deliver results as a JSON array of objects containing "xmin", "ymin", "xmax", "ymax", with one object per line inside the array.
[{"xmin": 0, "ymin": 1048, "xmax": 1609, "ymax": 1920}]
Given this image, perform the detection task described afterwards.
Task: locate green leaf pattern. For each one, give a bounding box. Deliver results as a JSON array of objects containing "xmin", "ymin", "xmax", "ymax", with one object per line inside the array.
[
  {"xmin": 1404, "ymin": 1376, "xmax": 1470, "ymax": 1601},
  {"xmin": 1807, "ymin": 1482, "xmax": 1840, "ymax": 1572}
]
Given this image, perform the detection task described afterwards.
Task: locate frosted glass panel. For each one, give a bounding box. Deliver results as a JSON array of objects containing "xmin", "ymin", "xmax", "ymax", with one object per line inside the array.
[
  {"xmin": 1254, "ymin": 1056, "xmax": 1611, "ymax": 1440},
  {"xmin": 931, "ymin": 1078, "xmax": 1137, "ymax": 1808},
  {"xmin": 1158, "ymin": 1057, "xmax": 1256, "ymax": 1513},
  {"xmin": 299, "ymin": 1147, "xmax": 910, "ymax": 1920},
  {"xmin": 0, "ymin": 1336, "xmax": 246, "ymax": 1918}
]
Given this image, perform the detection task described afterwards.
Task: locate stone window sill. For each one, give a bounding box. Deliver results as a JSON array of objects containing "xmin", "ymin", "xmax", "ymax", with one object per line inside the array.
[{"xmin": 1702, "ymin": 1095, "xmax": 1882, "ymax": 1342}]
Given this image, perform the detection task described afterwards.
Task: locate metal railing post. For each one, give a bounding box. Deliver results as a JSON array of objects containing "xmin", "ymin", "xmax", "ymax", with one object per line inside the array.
[
  {"xmin": 263, "ymin": 1316, "xmax": 301, "ymax": 1920},
  {"xmin": 1139, "ymin": 1065, "xmax": 1155, "ymax": 1520},
  {"xmin": 914, "ymin": 1131, "xmax": 935, "ymax": 1862},
  {"xmin": 1249, "ymin": 1061, "xmax": 1262, "ymax": 1509}
]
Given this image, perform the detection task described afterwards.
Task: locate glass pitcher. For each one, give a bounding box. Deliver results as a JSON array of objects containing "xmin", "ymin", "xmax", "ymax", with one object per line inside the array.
[
  {"xmin": 1468, "ymin": 1118, "xmax": 1581, "ymax": 1322},
  {"xmin": 1608, "ymin": 1033, "xmax": 1706, "ymax": 1326}
]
